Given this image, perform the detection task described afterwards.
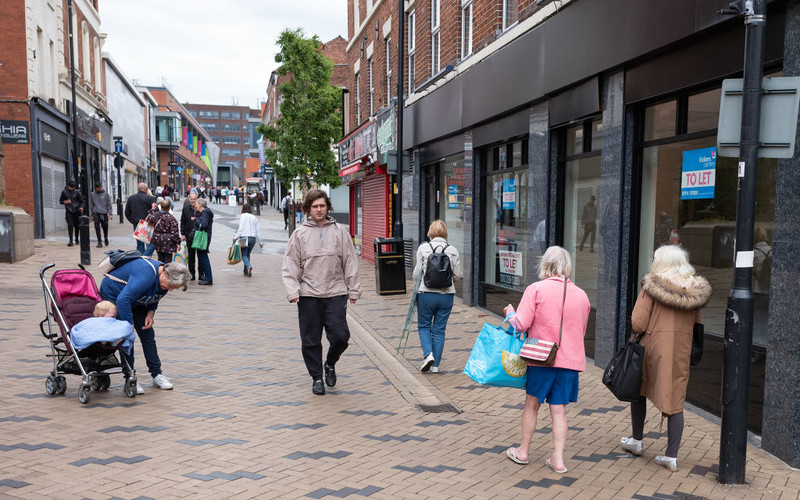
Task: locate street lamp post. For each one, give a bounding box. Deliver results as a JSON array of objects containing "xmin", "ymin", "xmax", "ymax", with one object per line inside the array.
[
  {"xmin": 394, "ymin": 0, "xmax": 405, "ymax": 239},
  {"xmin": 113, "ymin": 136, "xmax": 124, "ymax": 224}
]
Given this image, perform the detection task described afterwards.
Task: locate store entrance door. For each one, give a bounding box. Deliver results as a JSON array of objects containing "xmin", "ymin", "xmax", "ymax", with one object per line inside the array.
[{"xmin": 424, "ymin": 164, "xmax": 441, "ymax": 233}]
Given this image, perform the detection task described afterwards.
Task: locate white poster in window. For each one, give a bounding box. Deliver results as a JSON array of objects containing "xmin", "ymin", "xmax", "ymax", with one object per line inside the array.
[{"xmin": 499, "ymin": 250, "xmax": 523, "ymax": 276}]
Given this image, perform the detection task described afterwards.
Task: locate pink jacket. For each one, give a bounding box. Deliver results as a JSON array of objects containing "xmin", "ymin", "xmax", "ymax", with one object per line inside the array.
[{"xmin": 509, "ymin": 277, "xmax": 591, "ymax": 372}]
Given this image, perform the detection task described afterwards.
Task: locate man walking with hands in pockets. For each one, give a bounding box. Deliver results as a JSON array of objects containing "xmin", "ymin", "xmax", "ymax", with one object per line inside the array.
[{"xmin": 282, "ymin": 190, "xmax": 361, "ymax": 395}]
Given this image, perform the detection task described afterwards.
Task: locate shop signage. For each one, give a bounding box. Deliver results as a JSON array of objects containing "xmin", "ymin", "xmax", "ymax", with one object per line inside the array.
[
  {"xmin": 339, "ymin": 120, "xmax": 377, "ymax": 175},
  {"xmin": 499, "ymin": 250, "xmax": 523, "ymax": 287},
  {"xmin": 448, "ymin": 184, "xmax": 459, "ymax": 209},
  {"xmin": 376, "ymin": 107, "xmax": 394, "ymax": 165},
  {"xmin": 502, "ymin": 178, "xmax": 516, "ymax": 209},
  {"xmin": 681, "ymin": 147, "xmax": 716, "ymax": 200},
  {"xmin": 40, "ymin": 123, "xmax": 68, "ymax": 160},
  {"xmin": 1, "ymin": 120, "xmax": 30, "ymax": 144}
]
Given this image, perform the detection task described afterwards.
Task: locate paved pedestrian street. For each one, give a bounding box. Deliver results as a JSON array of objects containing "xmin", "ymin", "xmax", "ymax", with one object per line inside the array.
[{"xmin": 1, "ymin": 203, "xmax": 798, "ymax": 499}]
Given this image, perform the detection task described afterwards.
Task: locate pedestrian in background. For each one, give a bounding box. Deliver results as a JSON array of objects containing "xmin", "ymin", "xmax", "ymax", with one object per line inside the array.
[
  {"xmin": 146, "ymin": 199, "xmax": 181, "ymax": 264},
  {"xmin": 180, "ymin": 193, "xmax": 200, "ymax": 281},
  {"xmin": 619, "ymin": 245, "xmax": 711, "ymax": 472},
  {"xmin": 503, "ymin": 246, "xmax": 591, "ymax": 474},
  {"xmin": 413, "ymin": 220, "xmax": 462, "ymax": 373},
  {"xmin": 125, "ymin": 182, "xmax": 156, "ymax": 255},
  {"xmin": 59, "ymin": 180, "xmax": 84, "ymax": 247},
  {"xmin": 194, "ymin": 198, "xmax": 214, "ymax": 286},
  {"xmin": 280, "ymin": 192, "xmax": 293, "ymax": 230},
  {"xmin": 234, "ymin": 203, "xmax": 262, "ymax": 277},
  {"xmin": 282, "ymin": 190, "xmax": 361, "ymax": 395},
  {"xmin": 89, "ymin": 182, "xmax": 112, "ymax": 248}
]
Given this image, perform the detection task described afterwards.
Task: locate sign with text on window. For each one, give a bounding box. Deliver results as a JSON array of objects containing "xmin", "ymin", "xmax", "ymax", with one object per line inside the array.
[
  {"xmin": 681, "ymin": 147, "xmax": 716, "ymax": 200},
  {"xmin": 499, "ymin": 250, "xmax": 523, "ymax": 277},
  {"xmin": 448, "ymin": 184, "xmax": 459, "ymax": 209},
  {"xmin": 502, "ymin": 178, "xmax": 516, "ymax": 209}
]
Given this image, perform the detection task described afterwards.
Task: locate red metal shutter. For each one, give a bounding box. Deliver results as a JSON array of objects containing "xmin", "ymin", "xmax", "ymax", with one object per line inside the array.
[{"xmin": 360, "ymin": 174, "xmax": 388, "ymax": 264}]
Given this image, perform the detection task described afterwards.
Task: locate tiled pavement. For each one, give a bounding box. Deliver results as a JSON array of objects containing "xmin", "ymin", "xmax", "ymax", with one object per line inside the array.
[{"xmin": 0, "ymin": 204, "xmax": 798, "ymax": 499}]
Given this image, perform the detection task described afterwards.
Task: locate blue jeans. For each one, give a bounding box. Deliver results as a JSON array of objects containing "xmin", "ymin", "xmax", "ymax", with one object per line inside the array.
[
  {"xmin": 241, "ymin": 236, "xmax": 256, "ymax": 273},
  {"xmin": 197, "ymin": 250, "xmax": 212, "ymax": 282},
  {"xmin": 416, "ymin": 292, "xmax": 454, "ymax": 367},
  {"xmin": 102, "ymin": 303, "xmax": 162, "ymax": 379},
  {"xmin": 136, "ymin": 238, "xmax": 155, "ymax": 256}
]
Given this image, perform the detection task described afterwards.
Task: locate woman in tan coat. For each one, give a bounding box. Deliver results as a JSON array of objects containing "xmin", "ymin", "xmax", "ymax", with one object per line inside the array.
[{"xmin": 619, "ymin": 245, "xmax": 711, "ymax": 472}]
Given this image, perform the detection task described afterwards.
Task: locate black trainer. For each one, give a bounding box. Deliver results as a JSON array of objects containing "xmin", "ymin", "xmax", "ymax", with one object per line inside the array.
[
  {"xmin": 312, "ymin": 378, "xmax": 325, "ymax": 395},
  {"xmin": 324, "ymin": 363, "xmax": 336, "ymax": 387}
]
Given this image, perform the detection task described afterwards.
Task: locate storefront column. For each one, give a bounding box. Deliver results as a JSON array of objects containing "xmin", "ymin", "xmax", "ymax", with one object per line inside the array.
[
  {"xmin": 761, "ymin": 0, "xmax": 800, "ymax": 468},
  {"xmin": 527, "ymin": 103, "xmax": 549, "ymax": 274},
  {"xmin": 594, "ymin": 70, "xmax": 629, "ymax": 366}
]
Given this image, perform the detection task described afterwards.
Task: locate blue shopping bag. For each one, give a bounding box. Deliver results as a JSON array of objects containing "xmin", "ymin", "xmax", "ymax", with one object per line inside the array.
[{"xmin": 463, "ymin": 314, "xmax": 527, "ymax": 389}]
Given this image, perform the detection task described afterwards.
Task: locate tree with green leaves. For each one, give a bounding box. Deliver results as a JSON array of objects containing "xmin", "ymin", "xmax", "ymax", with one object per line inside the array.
[{"xmin": 258, "ymin": 28, "xmax": 343, "ymax": 191}]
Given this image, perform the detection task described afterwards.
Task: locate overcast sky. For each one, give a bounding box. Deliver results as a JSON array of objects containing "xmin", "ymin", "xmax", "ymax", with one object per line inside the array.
[{"xmin": 101, "ymin": 0, "xmax": 348, "ymax": 110}]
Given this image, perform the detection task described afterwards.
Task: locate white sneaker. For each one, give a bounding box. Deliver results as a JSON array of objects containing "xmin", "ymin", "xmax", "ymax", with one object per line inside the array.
[
  {"xmin": 152, "ymin": 374, "xmax": 173, "ymax": 390},
  {"xmin": 136, "ymin": 383, "xmax": 144, "ymax": 395},
  {"xmin": 430, "ymin": 366, "xmax": 439, "ymax": 373},
  {"xmin": 620, "ymin": 437, "xmax": 643, "ymax": 455},
  {"xmin": 654, "ymin": 455, "xmax": 678, "ymax": 472},
  {"xmin": 420, "ymin": 353, "xmax": 435, "ymax": 372}
]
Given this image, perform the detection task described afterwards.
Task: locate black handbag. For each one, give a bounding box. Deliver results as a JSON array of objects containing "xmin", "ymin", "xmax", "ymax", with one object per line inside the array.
[
  {"xmin": 603, "ymin": 335, "xmax": 645, "ymax": 402},
  {"xmin": 690, "ymin": 323, "xmax": 704, "ymax": 366}
]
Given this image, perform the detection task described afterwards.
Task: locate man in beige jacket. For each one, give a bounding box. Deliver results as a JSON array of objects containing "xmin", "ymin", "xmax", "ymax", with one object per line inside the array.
[{"xmin": 282, "ymin": 190, "xmax": 361, "ymax": 395}]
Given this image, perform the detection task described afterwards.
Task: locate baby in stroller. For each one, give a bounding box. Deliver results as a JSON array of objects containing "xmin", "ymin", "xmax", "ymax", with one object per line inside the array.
[{"xmin": 70, "ymin": 301, "xmax": 136, "ymax": 354}]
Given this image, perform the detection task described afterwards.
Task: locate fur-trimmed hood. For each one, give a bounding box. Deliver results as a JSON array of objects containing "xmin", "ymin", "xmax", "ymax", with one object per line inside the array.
[{"xmin": 641, "ymin": 273, "xmax": 712, "ymax": 311}]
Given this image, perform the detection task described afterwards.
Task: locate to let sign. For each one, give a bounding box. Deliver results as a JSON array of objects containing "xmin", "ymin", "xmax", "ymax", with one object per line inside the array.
[
  {"xmin": 1, "ymin": 120, "xmax": 30, "ymax": 144},
  {"xmin": 681, "ymin": 147, "xmax": 716, "ymax": 200}
]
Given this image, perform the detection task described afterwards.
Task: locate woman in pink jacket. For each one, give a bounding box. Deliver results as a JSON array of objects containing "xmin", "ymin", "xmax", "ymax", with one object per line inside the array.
[{"xmin": 503, "ymin": 246, "xmax": 591, "ymax": 474}]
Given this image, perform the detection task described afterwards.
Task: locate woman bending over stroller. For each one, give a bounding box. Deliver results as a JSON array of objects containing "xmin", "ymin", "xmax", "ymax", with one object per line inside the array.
[{"xmin": 99, "ymin": 259, "xmax": 190, "ymax": 394}]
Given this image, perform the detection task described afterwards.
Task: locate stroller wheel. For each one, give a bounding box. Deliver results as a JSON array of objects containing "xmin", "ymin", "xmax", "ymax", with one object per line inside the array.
[
  {"xmin": 124, "ymin": 379, "xmax": 137, "ymax": 398},
  {"xmin": 45, "ymin": 376, "xmax": 57, "ymax": 395},
  {"xmin": 91, "ymin": 376, "xmax": 101, "ymax": 391},
  {"xmin": 78, "ymin": 385, "xmax": 91, "ymax": 404},
  {"xmin": 56, "ymin": 376, "xmax": 67, "ymax": 394}
]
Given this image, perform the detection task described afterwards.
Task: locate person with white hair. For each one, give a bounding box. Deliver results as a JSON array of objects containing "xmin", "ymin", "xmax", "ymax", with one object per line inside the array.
[
  {"xmin": 503, "ymin": 246, "xmax": 591, "ymax": 474},
  {"xmin": 619, "ymin": 245, "xmax": 711, "ymax": 472}
]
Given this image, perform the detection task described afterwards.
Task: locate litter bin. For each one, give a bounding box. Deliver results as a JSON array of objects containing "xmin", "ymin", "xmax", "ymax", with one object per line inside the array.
[{"xmin": 374, "ymin": 237, "xmax": 407, "ymax": 295}]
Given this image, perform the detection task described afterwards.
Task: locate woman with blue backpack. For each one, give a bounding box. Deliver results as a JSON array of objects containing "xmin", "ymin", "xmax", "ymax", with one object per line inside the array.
[{"xmin": 413, "ymin": 220, "xmax": 462, "ymax": 373}]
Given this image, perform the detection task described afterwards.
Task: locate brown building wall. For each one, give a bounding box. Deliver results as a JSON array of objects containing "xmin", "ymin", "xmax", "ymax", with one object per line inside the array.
[{"xmin": 61, "ymin": 0, "xmax": 105, "ymax": 103}]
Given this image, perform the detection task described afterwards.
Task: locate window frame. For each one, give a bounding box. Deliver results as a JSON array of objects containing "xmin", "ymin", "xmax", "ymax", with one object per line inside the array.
[
  {"xmin": 431, "ymin": 0, "xmax": 441, "ymax": 74},
  {"xmin": 461, "ymin": 0, "xmax": 473, "ymax": 59},
  {"xmin": 408, "ymin": 10, "xmax": 416, "ymax": 93},
  {"xmin": 502, "ymin": 0, "xmax": 519, "ymax": 32},
  {"xmin": 355, "ymin": 72, "xmax": 362, "ymax": 123},
  {"xmin": 369, "ymin": 58, "xmax": 374, "ymax": 116},
  {"xmin": 385, "ymin": 36, "xmax": 392, "ymax": 106}
]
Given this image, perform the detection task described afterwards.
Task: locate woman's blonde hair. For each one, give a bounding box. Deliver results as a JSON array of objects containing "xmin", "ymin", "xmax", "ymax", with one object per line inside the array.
[
  {"xmin": 93, "ymin": 300, "xmax": 117, "ymax": 317},
  {"xmin": 649, "ymin": 245, "xmax": 695, "ymax": 278},
  {"xmin": 538, "ymin": 246, "xmax": 572, "ymax": 279},
  {"xmin": 158, "ymin": 199, "xmax": 171, "ymax": 211},
  {"xmin": 427, "ymin": 219, "xmax": 448, "ymax": 239}
]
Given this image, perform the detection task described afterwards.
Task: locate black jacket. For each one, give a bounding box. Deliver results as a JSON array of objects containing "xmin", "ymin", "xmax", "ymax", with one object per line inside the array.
[
  {"xmin": 180, "ymin": 201, "xmax": 198, "ymax": 238},
  {"xmin": 59, "ymin": 187, "xmax": 84, "ymax": 214},
  {"xmin": 194, "ymin": 209, "xmax": 214, "ymax": 244},
  {"xmin": 125, "ymin": 191, "xmax": 156, "ymax": 227}
]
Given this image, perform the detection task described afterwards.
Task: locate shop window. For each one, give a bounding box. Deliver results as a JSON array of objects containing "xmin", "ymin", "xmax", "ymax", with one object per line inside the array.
[
  {"xmin": 636, "ymin": 85, "xmax": 778, "ymax": 433},
  {"xmin": 355, "ymin": 184, "xmax": 362, "ymax": 236},
  {"xmin": 481, "ymin": 138, "xmax": 529, "ymax": 313},
  {"xmin": 559, "ymin": 118, "xmax": 603, "ymax": 358},
  {"xmin": 643, "ymin": 100, "xmax": 677, "ymax": 141}
]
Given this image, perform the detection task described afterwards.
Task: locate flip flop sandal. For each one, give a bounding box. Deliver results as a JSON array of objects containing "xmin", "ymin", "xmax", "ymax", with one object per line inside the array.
[
  {"xmin": 506, "ymin": 447, "xmax": 529, "ymax": 465},
  {"xmin": 545, "ymin": 458, "xmax": 568, "ymax": 474}
]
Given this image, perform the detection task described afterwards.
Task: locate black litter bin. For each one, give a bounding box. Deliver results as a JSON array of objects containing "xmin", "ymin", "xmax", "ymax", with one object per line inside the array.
[{"xmin": 374, "ymin": 237, "xmax": 407, "ymax": 295}]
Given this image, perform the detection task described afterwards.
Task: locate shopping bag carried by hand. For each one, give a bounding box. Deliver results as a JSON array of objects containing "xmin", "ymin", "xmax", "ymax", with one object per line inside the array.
[
  {"xmin": 190, "ymin": 230, "xmax": 208, "ymax": 251},
  {"xmin": 602, "ymin": 334, "xmax": 645, "ymax": 402},
  {"xmin": 173, "ymin": 242, "xmax": 188, "ymax": 265},
  {"xmin": 463, "ymin": 314, "xmax": 527, "ymax": 389},
  {"xmin": 133, "ymin": 219, "xmax": 154, "ymax": 244},
  {"xmin": 226, "ymin": 241, "xmax": 242, "ymax": 265}
]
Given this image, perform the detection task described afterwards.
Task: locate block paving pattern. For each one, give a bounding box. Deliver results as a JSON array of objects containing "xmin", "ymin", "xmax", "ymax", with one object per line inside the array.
[{"xmin": 0, "ymin": 207, "xmax": 798, "ymax": 498}]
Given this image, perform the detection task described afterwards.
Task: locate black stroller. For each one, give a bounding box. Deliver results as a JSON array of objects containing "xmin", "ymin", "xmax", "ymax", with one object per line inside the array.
[{"xmin": 38, "ymin": 263, "xmax": 137, "ymax": 404}]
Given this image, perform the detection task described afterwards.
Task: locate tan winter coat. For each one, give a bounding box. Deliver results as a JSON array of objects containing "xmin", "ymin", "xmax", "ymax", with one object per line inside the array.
[
  {"xmin": 632, "ymin": 273, "xmax": 712, "ymax": 415},
  {"xmin": 282, "ymin": 217, "xmax": 362, "ymax": 302}
]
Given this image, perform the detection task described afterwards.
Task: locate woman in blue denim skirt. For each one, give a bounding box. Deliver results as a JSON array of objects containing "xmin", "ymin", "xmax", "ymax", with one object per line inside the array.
[{"xmin": 414, "ymin": 220, "xmax": 462, "ymax": 373}]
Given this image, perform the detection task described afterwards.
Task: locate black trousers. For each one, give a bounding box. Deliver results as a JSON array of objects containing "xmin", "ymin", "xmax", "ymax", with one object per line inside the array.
[
  {"xmin": 65, "ymin": 212, "xmax": 80, "ymax": 242},
  {"xmin": 297, "ymin": 295, "xmax": 350, "ymax": 379},
  {"xmin": 186, "ymin": 235, "xmax": 199, "ymax": 278},
  {"xmin": 580, "ymin": 222, "xmax": 597, "ymax": 250},
  {"xmin": 283, "ymin": 208, "xmax": 290, "ymax": 227},
  {"xmin": 93, "ymin": 214, "xmax": 109, "ymax": 242}
]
